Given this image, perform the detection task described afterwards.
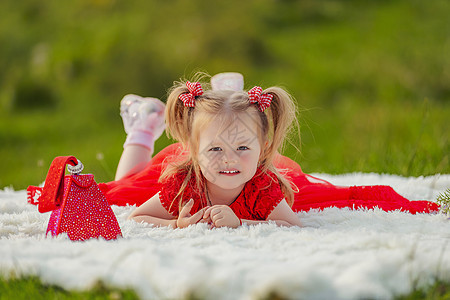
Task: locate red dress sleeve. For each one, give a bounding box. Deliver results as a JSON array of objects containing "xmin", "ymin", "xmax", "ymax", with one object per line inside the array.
[
  {"xmin": 252, "ymin": 170, "xmax": 285, "ymax": 219},
  {"xmin": 159, "ymin": 171, "xmax": 206, "ymax": 217},
  {"xmin": 232, "ymin": 169, "xmax": 285, "ymax": 220}
]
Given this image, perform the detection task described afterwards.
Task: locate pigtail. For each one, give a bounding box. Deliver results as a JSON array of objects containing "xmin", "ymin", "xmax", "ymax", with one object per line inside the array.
[
  {"xmin": 260, "ymin": 87, "xmax": 298, "ymax": 165},
  {"xmin": 165, "ymin": 73, "xmax": 211, "ymax": 144},
  {"xmin": 165, "ymin": 83, "xmax": 193, "ymax": 145},
  {"xmin": 161, "ymin": 76, "xmax": 211, "ymax": 213},
  {"xmin": 259, "ymin": 86, "xmax": 300, "ymax": 206}
]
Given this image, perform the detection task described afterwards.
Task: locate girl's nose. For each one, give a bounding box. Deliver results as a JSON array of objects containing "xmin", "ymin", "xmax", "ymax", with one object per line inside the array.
[{"xmin": 222, "ymin": 151, "xmax": 238, "ymax": 164}]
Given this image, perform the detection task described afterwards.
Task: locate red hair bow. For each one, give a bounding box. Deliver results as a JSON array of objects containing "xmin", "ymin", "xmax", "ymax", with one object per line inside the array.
[
  {"xmin": 179, "ymin": 81, "xmax": 203, "ymax": 107},
  {"xmin": 248, "ymin": 86, "xmax": 273, "ymax": 112}
]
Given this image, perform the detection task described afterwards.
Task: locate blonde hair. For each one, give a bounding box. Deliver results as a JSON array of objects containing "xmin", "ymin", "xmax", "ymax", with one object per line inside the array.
[{"xmin": 161, "ymin": 73, "xmax": 299, "ymax": 210}]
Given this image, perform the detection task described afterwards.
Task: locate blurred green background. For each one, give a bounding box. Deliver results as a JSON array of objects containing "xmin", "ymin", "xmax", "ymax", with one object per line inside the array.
[{"xmin": 1, "ymin": 0, "xmax": 449, "ymax": 190}]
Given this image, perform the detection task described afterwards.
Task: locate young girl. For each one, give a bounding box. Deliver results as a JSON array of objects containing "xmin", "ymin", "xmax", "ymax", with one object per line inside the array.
[{"xmin": 99, "ymin": 72, "xmax": 439, "ymax": 228}]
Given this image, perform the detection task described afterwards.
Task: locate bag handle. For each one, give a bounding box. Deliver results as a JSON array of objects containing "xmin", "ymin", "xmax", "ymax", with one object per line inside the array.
[{"xmin": 38, "ymin": 156, "xmax": 79, "ymax": 213}]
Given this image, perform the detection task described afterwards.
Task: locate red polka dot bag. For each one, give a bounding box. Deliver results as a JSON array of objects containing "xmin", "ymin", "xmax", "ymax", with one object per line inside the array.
[{"xmin": 27, "ymin": 156, "xmax": 122, "ymax": 241}]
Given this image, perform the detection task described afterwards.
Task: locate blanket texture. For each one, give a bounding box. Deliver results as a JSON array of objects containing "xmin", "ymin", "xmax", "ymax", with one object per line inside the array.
[{"xmin": 1, "ymin": 173, "xmax": 449, "ymax": 300}]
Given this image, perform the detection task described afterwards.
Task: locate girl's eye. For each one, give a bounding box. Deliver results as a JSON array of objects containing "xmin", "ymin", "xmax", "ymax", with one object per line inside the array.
[
  {"xmin": 209, "ymin": 147, "xmax": 222, "ymax": 152},
  {"xmin": 237, "ymin": 146, "xmax": 249, "ymax": 151}
]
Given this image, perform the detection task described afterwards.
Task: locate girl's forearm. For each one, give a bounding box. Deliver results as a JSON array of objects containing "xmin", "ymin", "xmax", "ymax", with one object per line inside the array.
[
  {"xmin": 131, "ymin": 215, "xmax": 177, "ymax": 228},
  {"xmin": 241, "ymin": 219, "xmax": 295, "ymax": 227},
  {"xmin": 129, "ymin": 216, "xmax": 299, "ymax": 229}
]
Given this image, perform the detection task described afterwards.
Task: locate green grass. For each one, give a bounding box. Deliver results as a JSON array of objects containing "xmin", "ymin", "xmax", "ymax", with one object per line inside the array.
[
  {"xmin": 395, "ymin": 281, "xmax": 450, "ymax": 300},
  {"xmin": 0, "ymin": 276, "xmax": 138, "ymax": 300},
  {"xmin": 285, "ymin": 99, "xmax": 449, "ymax": 176},
  {"xmin": 1, "ymin": 276, "xmax": 450, "ymax": 300}
]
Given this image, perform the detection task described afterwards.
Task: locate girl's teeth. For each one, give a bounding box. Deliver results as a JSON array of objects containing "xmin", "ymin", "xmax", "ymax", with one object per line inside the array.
[{"xmin": 221, "ymin": 170, "xmax": 239, "ymax": 174}]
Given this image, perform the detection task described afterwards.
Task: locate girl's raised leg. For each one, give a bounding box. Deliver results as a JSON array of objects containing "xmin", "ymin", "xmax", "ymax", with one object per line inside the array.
[{"xmin": 115, "ymin": 94, "xmax": 165, "ymax": 180}]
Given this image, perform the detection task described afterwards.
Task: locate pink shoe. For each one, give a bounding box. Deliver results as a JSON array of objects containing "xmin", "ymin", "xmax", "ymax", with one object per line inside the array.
[
  {"xmin": 211, "ymin": 72, "xmax": 244, "ymax": 91},
  {"xmin": 120, "ymin": 94, "xmax": 166, "ymax": 151}
]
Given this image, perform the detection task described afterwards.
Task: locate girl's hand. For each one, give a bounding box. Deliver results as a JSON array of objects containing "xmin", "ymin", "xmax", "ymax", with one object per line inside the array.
[
  {"xmin": 177, "ymin": 199, "xmax": 207, "ymax": 228},
  {"xmin": 203, "ymin": 205, "xmax": 241, "ymax": 228}
]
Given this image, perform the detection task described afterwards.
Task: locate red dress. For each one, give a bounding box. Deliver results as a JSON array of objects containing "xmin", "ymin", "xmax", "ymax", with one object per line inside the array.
[
  {"xmin": 158, "ymin": 167, "xmax": 284, "ymax": 220},
  {"xmin": 99, "ymin": 143, "xmax": 439, "ymax": 215}
]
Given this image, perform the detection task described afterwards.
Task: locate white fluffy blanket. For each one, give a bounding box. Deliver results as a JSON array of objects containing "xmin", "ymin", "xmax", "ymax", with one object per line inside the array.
[{"xmin": 1, "ymin": 173, "xmax": 449, "ymax": 300}]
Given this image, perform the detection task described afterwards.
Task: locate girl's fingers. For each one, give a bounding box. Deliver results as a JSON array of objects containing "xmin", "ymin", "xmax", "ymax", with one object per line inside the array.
[
  {"xmin": 191, "ymin": 208, "xmax": 206, "ymax": 224},
  {"xmin": 210, "ymin": 208, "xmax": 223, "ymax": 219},
  {"xmin": 213, "ymin": 216, "xmax": 226, "ymax": 227},
  {"xmin": 211, "ymin": 211, "xmax": 223, "ymax": 222},
  {"xmin": 203, "ymin": 206, "xmax": 230, "ymax": 224},
  {"xmin": 202, "ymin": 214, "xmax": 212, "ymax": 224},
  {"xmin": 203, "ymin": 206, "xmax": 212, "ymax": 219},
  {"xmin": 179, "ymin": 198, "xmax": 194, "ymax": 217}
]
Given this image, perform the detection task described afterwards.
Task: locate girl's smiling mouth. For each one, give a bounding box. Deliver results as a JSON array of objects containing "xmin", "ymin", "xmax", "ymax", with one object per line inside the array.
[{"xmin": 219, "ymin": 170, "xmax": 240, "ymax": 175}]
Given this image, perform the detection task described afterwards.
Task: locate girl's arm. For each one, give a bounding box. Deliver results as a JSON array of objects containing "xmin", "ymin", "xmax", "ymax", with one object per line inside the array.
[
  {"xmin": 128, "ymin": 193, "xmax": 206, "ymax": 228},
  {"xmin": 265, "ymin": 199, "xmax": 302, "ymax": 226},
  {"xmin": 203, "ymin": 199, "xmax": 301, "ymax": 228},
  {"xmin": 241, "ymin": 199, "xmax": 301, "ymax": 227},
  {"xmin": 266, "ymin": 199, "xmax": 302, "ymax": 226},
  {"xmin": 128, "ymin": 192, "xmax": 177, "ymax": 228}
]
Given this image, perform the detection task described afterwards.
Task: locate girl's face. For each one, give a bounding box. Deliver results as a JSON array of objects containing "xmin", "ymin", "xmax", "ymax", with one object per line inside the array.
[{"xmin": 198, "ymin": 111, "xmax": 262, "ymax": 192}]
